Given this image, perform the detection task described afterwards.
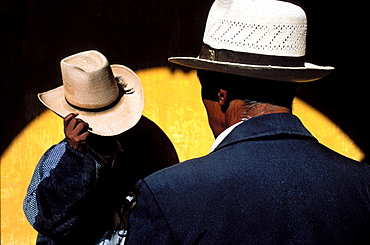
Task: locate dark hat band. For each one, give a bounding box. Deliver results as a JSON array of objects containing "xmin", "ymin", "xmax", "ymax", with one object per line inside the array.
[
  {"xmin": 199, "ymin": 44, "xmax": 305, "ymax": 67},
  {"xmin": 65, "ymin": 96, "xmax": 122, "ymax": 113}
]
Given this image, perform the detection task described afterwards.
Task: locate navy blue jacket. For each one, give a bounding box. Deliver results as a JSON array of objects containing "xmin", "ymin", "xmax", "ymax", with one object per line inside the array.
[{"xmin": 126, "ymin": 113, "xmax": 370, "ymax": 244}]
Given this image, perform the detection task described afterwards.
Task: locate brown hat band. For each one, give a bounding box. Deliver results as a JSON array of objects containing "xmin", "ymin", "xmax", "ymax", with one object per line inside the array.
[{"xmin": 199, "ymin": 44, "xmax": 305, "ymax": 67}]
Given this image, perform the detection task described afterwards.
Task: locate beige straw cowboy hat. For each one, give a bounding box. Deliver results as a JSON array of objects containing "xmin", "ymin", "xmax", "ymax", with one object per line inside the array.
[
  {"xmin": 169, "ymin": 0, "xmax": 334, "ymax": 82},
  {"xmin": 38, "ymin": 50, "xmax": 144, "ymax": 136}
]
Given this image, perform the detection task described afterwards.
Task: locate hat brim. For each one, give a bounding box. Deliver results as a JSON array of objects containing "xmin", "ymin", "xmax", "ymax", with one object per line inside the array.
[
  {"xmin": 169, "ymin": 57, "xmax": 334, "ymax": 82},
  {"xmin": 38, "ymin": 64, "xmax": 144, "ymax": 136}
]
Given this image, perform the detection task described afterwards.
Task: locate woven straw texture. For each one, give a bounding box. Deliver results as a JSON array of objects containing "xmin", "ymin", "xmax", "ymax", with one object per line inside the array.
[{"xmin": 203, "ymin": 0, "xmax": 307, "ymax": 57}]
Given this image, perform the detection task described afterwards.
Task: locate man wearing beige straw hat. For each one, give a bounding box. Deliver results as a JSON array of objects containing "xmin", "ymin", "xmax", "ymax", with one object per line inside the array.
[
  {"xmin": 23, "ymin": 50, "xmax": 178, "ymax": 244},
  {"xmin": 125, "ymin": 0, "xmax": 370, "ymax": 244}
]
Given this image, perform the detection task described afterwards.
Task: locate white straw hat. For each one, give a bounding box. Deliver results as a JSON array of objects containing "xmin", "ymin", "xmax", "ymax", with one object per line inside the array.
[
  {"xmin": 38, "ymin": 50, "xmax": 144, "ymax": 136},
  {"xmin": 169, "ymin": 0, "xmax": 334, "ymax": 82}
]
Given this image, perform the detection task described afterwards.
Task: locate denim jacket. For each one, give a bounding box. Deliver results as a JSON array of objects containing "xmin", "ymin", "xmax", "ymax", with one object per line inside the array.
[
  {"xmin": 24, "ymin": 141, "xmax": 135, "ymax": 244},
  {"xmin": 24, "ymin": 116, "xmax": 179, "ymax": 244}
]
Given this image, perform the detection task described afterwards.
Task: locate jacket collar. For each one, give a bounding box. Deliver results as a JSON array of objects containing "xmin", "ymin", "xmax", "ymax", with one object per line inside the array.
[{"xmin": 214, "ymin": 113, "xmax": 315, "ymax": 152}]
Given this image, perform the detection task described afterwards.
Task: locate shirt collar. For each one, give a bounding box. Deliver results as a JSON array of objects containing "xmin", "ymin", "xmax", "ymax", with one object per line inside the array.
[{"xmin": 210, "ymin": 120, "xmax": 244, "ymax": 152}]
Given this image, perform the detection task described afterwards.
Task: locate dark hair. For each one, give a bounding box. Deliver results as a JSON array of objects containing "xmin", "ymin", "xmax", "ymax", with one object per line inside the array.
[{"xmin": 197, "ymin": 70, "xmax": 300, "ymax": 110}]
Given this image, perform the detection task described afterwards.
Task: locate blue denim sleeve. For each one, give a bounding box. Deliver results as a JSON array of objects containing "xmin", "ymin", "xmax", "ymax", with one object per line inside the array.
[{"xmin": 23, "ymin": 141, "xmax": 107, "ymax": 237}]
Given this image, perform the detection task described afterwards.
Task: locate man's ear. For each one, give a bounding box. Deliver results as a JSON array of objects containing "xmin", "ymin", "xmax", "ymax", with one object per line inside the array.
[
  {"xmin": 218, "ymin": 89, "xmax": 228, "ymax": 105},
  {"xmin": 218, "ymin": 89, "xmax": 229, "ymax": 112}
]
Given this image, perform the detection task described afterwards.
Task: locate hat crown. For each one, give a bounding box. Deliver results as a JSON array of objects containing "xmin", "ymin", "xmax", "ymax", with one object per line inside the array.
[
  {"xmin": 203, "ymin": 0, "xmax": 307, "ymax": 57},
  {"xmin": 61, "ymin": 50, "xmax": 119, "ymax": 109}
]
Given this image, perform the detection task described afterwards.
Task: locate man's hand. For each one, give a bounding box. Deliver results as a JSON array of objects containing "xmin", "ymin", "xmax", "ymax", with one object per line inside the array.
[{"xmin": 64, "ymin": 113, "xmax": 90, "ymax": 153}]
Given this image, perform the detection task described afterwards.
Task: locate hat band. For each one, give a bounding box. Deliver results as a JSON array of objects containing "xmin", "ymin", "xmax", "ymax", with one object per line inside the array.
[
  {"xmin": 65, "ymin": 95, "xmax": 121, "ymax": 113},
  {"xmin": 199, "ymin": 44, "xmax": 305, "ymax": 67}
]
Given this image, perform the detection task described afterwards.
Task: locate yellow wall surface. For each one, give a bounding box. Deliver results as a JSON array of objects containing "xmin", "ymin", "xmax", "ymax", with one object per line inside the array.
[{"xmin": 1, "ymin": 67, "xmax": 364, "ymax": 244}]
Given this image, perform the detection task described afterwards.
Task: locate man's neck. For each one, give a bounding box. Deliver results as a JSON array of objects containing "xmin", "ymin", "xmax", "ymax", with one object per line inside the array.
[
  {"xmin": 225, "ymin": 102, "xmax": 291, "ymax": 128},
  {"xmin": 244, "ymin": 103, "xmax": 291, "ymax": 118}
]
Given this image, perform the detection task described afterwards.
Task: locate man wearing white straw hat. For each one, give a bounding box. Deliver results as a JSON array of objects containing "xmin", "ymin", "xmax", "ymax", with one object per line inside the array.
[
  {"xmin": 23, "ymin": 50, "xmax": 178, "ymax": 244},
  {"xmin": 125, "ymin": 0, "xmax": 370, "ymax": 244}
]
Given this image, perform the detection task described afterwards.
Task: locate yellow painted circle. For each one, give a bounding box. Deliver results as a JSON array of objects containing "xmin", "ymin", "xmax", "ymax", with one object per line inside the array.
[{"xmin": 1, "ymin": 67, "xmax": 364, "ymax": 244}]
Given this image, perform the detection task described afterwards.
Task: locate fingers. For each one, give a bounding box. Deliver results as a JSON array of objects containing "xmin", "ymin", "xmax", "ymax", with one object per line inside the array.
[
  {"xmin": 64, "ymin": 113, "xmax": 87, "ymax": 131},
  {"xmin": 64, "ymin": 113, "xmax": 78, "ymax": 128},
  {"xmin": 64, "ymin": 113, "xmax": 91, "ymax": 152},
  {"xmin": 79, "ymin": 131, "xmax": 90, "ymax": 141}
]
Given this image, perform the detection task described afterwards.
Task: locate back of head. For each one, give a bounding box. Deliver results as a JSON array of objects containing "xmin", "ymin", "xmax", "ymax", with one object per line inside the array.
[{"xmin": 197, "ymin": 70, "xmax": 300, "ymax": 110}]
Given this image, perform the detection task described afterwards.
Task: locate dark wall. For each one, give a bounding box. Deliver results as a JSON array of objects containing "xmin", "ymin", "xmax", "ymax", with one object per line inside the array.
[
  {"xmin": 1, "ymin": 0, "xmax": 368, "ymax": 162},
  {"xmin": 296, "ymin": 0, "xmax": 369, "ymax": 163},
  {"xmin": 1, "ymin": 0, "xmax": 213, "ymax": 154}
]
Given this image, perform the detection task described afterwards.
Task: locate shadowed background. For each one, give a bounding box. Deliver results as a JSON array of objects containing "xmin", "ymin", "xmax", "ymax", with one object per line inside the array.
[{"xmin": 1, "ymin": 0, "xmax": 368, "ymax": 243}]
